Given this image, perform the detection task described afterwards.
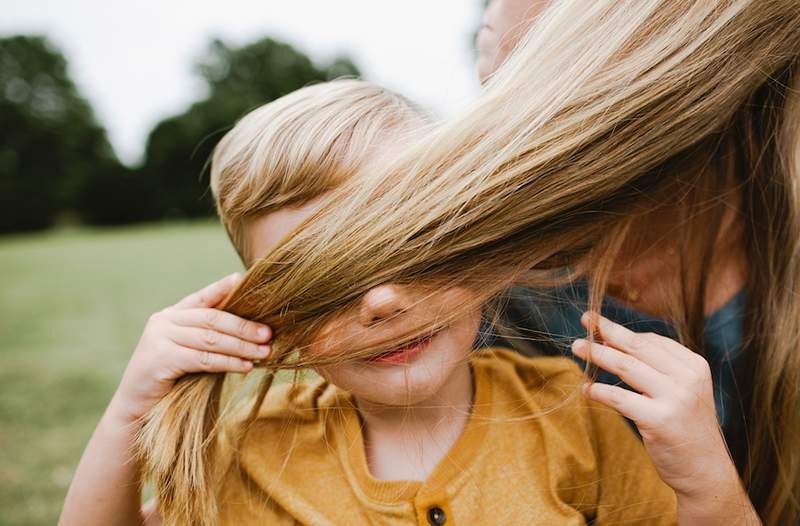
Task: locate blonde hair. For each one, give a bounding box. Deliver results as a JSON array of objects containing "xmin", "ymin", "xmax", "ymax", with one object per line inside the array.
[
  {"xmin": 140, "ymin": 1, "xmax": 800, "ymax": 524},
  {"xmin": 136, "ymin": 79, "xmax": 430, "ymax": 525},
  {"xmin": 209, "ymin": 79, "xmax": 428, "ymax": 263}
]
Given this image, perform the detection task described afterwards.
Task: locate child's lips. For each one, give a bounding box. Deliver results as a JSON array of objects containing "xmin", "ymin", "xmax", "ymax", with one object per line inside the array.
[{"xmin": 366, "ymin": 333, "xmax": 437, "ymax": 365}]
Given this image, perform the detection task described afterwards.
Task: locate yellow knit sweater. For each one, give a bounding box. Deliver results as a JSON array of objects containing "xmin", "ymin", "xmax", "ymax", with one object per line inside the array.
[{"xmin": 217, "ymin": 349, "xmax": 677, "ymax": 525}]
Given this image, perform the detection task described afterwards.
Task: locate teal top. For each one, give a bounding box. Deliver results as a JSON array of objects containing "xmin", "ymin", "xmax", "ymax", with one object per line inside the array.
[{"xmin": 482, "ymin": 282, "xmax": 745, "ymax": 432}]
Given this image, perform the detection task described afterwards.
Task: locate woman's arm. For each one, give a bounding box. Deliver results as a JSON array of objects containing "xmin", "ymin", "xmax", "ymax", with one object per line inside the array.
[
  {"xmin": 59, "ymin": 274, "xmax": 272, "ymax": 526},
  {"xmin": 572, "ymin": 313, "xmax": 761, "ymax": 526}
]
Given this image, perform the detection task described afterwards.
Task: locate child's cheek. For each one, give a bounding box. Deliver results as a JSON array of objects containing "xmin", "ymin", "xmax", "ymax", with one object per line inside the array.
[
  {"xmin": 315, "ymin": 363, "xmax": 367, "ymax": 397},
  {"xmin": 307, "ymin": 313, "xmax": 357, "ymax": 358},
  {"xmin": 446, "ymin": 310, "xmax": 483, "ymax": 362}
]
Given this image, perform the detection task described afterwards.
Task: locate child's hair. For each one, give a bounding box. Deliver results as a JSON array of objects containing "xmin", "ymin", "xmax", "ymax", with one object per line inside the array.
[
  {"xmin": 209, "ymin": 79, "xmax": 429, "ymax": 264},
  {"xmin": 136, "ymin": 79, "xmax": 430, "ymax": 526},
  {"xmin": 141, "ymin": 1, "xmax": 800, "ymax": 524}
]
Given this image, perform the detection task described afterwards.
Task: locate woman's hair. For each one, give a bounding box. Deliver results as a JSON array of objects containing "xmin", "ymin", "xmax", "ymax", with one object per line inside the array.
[
  {"xmin": 140, "ymin": 1, "xmax": 800, "ymax": 524},
  {"xmin": 136, "ymin": 79, "xmax": 430, "ymax": 525}
]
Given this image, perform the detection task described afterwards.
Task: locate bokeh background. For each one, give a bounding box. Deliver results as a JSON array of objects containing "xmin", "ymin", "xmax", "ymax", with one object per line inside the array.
[{"xmin": 0, "ymin": 2, "xmax": 482, "ymax": 524}]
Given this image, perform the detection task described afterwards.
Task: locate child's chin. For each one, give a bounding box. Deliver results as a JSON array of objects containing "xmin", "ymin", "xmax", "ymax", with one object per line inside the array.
[{"xmin": 358, "ymin": 373, "xmax": 449, "ymax": 406}]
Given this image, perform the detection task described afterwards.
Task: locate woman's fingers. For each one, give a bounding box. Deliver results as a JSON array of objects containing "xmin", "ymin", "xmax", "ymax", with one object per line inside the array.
[
  {"xmin": 581, "ymin": 311, "xmax": 644, "ymax": 353},
  {"xmin": 174, "ymin": 273, "xmax": 243, "ymax": 309},
  {"xmin": 169, "ymin": 308, "xmax": 271, "ymax": 344},
  {"xmin": 168, "ymin": 326, "xmax": 271, "ymax": 362},
  {"xmin": 174, "ymin": 347, "xmax": 254, "ymax": 374},
  {"xmin": 580, "ymin": 312, "xmax": 688, "ymax": 376},
  {"xmin": 582, "ymin": 382, "xmax": 655, "ymax": 426},
  {"xmin": 571, "ymin": 338, "xmax": 670, "ymax": 396}
]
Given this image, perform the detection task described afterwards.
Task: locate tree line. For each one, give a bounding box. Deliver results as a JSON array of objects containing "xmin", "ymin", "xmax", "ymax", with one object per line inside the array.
[{"xmin": 0, "ymin": 35, "xmax": 359, "ymax": 234}]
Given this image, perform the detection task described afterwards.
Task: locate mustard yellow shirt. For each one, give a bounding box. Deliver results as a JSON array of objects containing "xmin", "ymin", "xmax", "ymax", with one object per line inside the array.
[{"xmin": 218, "ymin": 349, "xmax": 677, "ymax": 525}]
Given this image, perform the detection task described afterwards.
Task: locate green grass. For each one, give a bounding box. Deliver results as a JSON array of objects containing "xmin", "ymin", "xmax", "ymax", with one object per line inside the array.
[{"xmin": 0, "ymin": 221, "xmax": 242, "ymax": 526}]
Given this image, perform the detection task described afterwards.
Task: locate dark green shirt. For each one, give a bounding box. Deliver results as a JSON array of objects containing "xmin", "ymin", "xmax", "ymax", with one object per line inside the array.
[{"xmin": 481, "ymin": 282, "xmax": 745, "ymax": 433}]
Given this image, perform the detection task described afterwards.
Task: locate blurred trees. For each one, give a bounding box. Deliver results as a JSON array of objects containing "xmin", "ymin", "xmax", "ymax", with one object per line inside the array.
[
  {"xmin": 0, "ymin": 35, "xmax": 360, "ymax": 232},
  {"xmin": 0, "ymin": 36, "xmax": 120, "ymax": 233},
  {"xmin": 135, "ymin": 37, "xmax": 360, "ymax": 221}
]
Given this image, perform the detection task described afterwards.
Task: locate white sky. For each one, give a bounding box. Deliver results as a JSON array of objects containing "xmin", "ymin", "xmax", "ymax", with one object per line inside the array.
[{"xmin": 0, "ymin": 0, "xmax": 483, "ymax": 165}]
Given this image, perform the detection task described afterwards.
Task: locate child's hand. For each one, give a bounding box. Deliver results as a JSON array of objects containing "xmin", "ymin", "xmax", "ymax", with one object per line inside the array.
[
  {"xmin": 570, "ymin": 313, "xmax": 742, "ymax": 503},
  {"xmin": 111, "ymin": 273, "xmax": 272, "ymax": 424}
]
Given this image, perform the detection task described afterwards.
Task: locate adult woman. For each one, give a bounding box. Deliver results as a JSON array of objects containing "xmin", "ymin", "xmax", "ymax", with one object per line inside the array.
[
  {"xmin": 141, "ymin": 1, "xmax": 799, "ymax": 524},
  {"xmin": 473, "ymin": 1, "xmax": 795, "ymax": 523}
]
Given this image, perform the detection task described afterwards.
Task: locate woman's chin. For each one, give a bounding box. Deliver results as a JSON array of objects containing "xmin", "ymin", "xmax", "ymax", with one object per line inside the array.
[{"xmin": 476, "ymin": 56, "xmax": 496, "ymax": 84}]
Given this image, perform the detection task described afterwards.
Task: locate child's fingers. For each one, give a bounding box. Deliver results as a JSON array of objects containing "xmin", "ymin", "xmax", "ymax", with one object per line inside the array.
[
  {"xmin": 175, "ymin": 347, "xmax": 254, "ymax": 374},
  {"xmin": 169, "ymin": 326, "xmax": 271, "ymax": 362},
  {"xmin": 174, "ymin": 273, "xmax": 242, "ymax": 309},
  {"xmin": 572, "ymin": 339, "xmax": 670, "ymax": 397},
  {"xmin": 169, "ymin": 308, "xmax": 271, "ymax": 343},
  {"xmin": 582, "ymin": 382, "xmax": 654, "ymax": 425}
]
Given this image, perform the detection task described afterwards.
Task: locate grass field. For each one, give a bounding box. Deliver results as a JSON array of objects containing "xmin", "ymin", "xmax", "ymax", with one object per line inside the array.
[{"xmin": 0, "ymin": 221, "xmax": 242, "ymax": 526}]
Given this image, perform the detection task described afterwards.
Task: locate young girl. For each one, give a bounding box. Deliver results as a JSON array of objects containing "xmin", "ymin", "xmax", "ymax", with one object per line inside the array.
[{"xmin": 61, "ymin": 80, "xmax": 747, "ymax": 526}]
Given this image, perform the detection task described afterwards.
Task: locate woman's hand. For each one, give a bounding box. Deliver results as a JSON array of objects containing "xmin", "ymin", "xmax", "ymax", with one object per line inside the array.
[
  {"xmin": 111, "ymin": 273, "xmax": 272, "ymax": 424},
  {"xmin": 571, "ymin": 312, "xmax": 758, "ymax": 524}
]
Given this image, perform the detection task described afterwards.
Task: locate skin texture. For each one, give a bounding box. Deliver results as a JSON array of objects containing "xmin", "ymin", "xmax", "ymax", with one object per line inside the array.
[
  {"xmin": 477, "ymin": 0, "xmax": 549, "ymax": 82},
  {"xmin": 248, "ymin": 203, "xmax": 481, "ymax": 481},
  {"xmin": 247, "ymin": 198, "xmax": 481, "ymax": 410},
  {"xmin": 572, "ymin": 314, "xmax": 757, "ymax": 525}
]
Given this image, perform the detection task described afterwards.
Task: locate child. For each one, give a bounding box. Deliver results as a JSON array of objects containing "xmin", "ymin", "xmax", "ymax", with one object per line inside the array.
[{"xmin": 61, "ymin": 80, "xmax": 740, "ymax": 526}]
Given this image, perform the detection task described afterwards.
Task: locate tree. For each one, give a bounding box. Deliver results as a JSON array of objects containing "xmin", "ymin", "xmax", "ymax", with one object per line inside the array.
[
  {"xmin": 0, "ymin": 35, "xmax": 121, "ymax": 233},
  {"xmin": 139, "ymin": 37, "xmax": 360, "ymax": 219}
]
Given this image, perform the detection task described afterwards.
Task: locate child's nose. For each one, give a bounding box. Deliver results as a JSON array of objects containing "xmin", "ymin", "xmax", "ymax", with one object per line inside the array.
[{"xmin": 359, "ymin": 284, "xmax": 410, "ymax": 326}]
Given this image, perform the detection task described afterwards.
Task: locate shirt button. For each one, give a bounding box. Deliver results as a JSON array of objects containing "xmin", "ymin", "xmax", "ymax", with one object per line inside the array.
[{"xmin": 427, "ymin": 506, "xmax": 447, "ymax": 525}]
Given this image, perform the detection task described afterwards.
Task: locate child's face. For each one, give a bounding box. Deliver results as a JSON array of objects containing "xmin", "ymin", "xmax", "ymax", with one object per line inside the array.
[
  {"xmin": 245, "ymin": 200, "xmax": 482, "ymax": 407},
  {"xmin": 477, "ymin": 0, "xmax": 550, "ymax": 82}
]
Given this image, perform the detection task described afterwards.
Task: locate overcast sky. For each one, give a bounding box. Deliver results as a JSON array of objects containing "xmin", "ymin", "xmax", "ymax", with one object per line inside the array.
[{"xmin": 1, "ymin": 0, "xmax": 483, "ymax": 165}]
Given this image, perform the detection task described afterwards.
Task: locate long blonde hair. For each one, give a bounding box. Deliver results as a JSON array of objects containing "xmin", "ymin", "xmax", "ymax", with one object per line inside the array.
[{"xmin": 140, "ymin": 1, "xmax": 800, "ymax": 524}]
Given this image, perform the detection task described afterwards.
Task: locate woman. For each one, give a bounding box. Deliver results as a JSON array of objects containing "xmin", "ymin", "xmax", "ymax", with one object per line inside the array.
[
  {"xmin": 141, "ymin": 1, "xmax": 799, "ymax": 524},
  {"xmin": 474, "ymin": 1, "xmax": 796, "ymax": 523}
]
